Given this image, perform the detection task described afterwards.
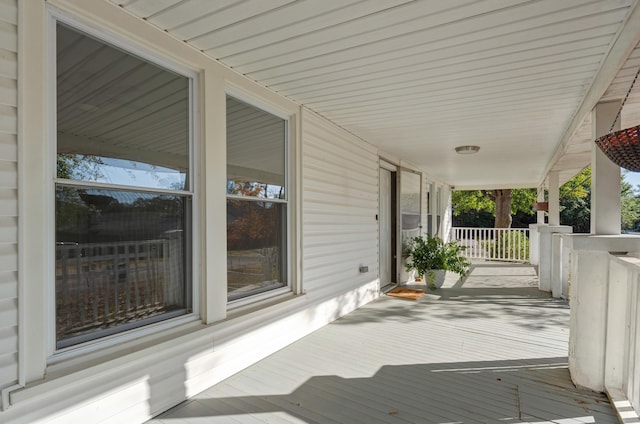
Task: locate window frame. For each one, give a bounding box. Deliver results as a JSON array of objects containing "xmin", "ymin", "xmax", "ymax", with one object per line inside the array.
[
  {"xmin": 224, "ymin": 89, "xmax": 292, "ymax": 309},
  {"xmin": 45, "ymin": 9, "xmax": 201, "ymax": 360},
  {"xmin": 400, "ymin": 167, "xmax": 423, "ymax": 238}
]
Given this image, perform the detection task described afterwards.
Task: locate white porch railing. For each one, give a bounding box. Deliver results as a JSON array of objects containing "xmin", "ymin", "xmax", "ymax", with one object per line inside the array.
[
  {"xmin": 605, "ymin": 254, "xmax": 640, "ymax": 416},
  {"xmin": 451, "ymin": 227, "xmax": 530, "ymax": 263},
  {"xmin": 55, "ymin": 238, "xmax": 184, "ymax": 346},
  {"xmin": 556, "ymin": 233, "xmax": 640, "ymax": 419}
]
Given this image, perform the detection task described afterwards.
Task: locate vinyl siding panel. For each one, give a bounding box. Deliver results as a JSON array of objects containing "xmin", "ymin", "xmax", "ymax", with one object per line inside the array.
[
  {"xmin": 302, "ymin": 109, "xmax": 379, "ymax": 298},
  {"xmin": 0, "ymin": 0, "xmax": 18, "ymax": 396},
  {"xmin": 0, "ymin": 3, "xmax": 384, "ymax": 421}
]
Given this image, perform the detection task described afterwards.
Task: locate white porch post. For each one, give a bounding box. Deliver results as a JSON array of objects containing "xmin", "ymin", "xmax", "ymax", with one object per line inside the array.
[
  {"xmin": 548, "ymin": 171, "xmax": 560, "ymax": 226},
  {"xmin": 569, "ymin": 100, "xmax": 625, "ymax": 392},
  {"xmin": 536, "ymin": 186, "xmax": 545, "ymax": 224},
  {"xmin": 532, "ymin": 172, "xmax": 571, "ymax": 293},
  {"xmin": 430, "ymin": 182, "xmax": 438, "ymax": 237},
  {"xmin": 591, "ymin": 100, "xmax": 622, "ymax": 235},
  {"xmin": 529, "ymin": 186, "xmax": 546, "ymax": 266}
]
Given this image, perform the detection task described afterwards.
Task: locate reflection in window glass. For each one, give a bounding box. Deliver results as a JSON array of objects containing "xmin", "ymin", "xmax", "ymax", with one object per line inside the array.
[
  {"xmin": 426, "ymin": 181, "xmax": 432, "ymax": 235},
  {"xmin": 55, "ymin": 187, "xmax": 189, "ymax": 348},
  {"xmin": 436, "ymin": 186, "xmax": 442, "ymax": 234},
  {"xmin": 56, "ymin": 23, "xmax": 189, "ymax": 190},
  {"xmin": 227, "ymin": 200, "xmax": 286, "ymax": 300},
  {"xmin": 226, "ymin": 95, "xmax": 288, "ymax": 301},
  {"xmin": 401, "ymin": 170, "xmax": 422, "ymax": 245},
  {"xmin": 55, "ymin": 22, "xmax": 193, "ymax": 348},
  {"xmin": 57, "ymin": 155, "xmax": 186, "ymax": 190},
  {"xmin": 226, "ymin": 96, "xmax": 286, "ymax": 200}
]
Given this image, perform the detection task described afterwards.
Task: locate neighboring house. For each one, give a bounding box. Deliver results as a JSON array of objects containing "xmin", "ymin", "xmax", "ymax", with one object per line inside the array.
[{"xmin": 0, "ymin": 1, "xmax": 639, "ymax": 423}]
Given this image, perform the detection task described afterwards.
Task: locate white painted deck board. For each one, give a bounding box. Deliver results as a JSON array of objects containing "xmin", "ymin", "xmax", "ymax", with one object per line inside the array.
[{"xmin": 149, "ymin": 263, "xmax": 618, "ymax": 423}]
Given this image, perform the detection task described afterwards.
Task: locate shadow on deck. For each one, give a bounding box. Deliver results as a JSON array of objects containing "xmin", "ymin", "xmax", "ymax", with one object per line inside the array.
[{"xmin": 150, "ymin": 263, "xmax": 618, "ymax": 424}]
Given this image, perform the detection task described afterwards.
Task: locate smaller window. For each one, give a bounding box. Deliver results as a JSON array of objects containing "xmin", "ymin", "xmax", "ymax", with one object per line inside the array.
[{"xmin": 226, "ymin": 96, "xmax": 289, "ymax": 302}]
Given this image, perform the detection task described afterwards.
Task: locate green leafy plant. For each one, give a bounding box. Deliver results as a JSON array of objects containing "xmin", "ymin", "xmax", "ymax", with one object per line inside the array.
[{"xmin": 404, "ymin": 235, "xmax": 471, "ymax": 289}]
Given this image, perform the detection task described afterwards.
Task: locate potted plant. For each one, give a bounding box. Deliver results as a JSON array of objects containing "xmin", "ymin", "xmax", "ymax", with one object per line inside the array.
[{"xmin": 404, "ymin": 235, "xmax": 471, "ymax": 290}]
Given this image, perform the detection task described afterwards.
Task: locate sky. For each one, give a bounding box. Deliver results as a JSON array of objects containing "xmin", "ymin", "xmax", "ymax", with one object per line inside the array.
[{"xmin": 624, "ymin": 171, "xmax": 640, "ymax": 191}]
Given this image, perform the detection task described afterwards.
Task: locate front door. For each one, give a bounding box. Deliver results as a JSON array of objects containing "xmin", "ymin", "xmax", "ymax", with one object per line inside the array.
[{"xmin": 379, "ymin": 166, "xmax": 397, "ymax": 289}]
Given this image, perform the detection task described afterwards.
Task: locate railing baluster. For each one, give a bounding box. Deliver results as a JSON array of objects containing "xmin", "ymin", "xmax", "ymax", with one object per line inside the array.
[
  {"xmin": 451, "ymin": 227, "xmax": 530, "ymax": 263},
  {"xmin": 134, "ymin": 242, "xmax": 140, "ymax": 312},
  {"xmin": 55, "ymin": 239, "xmax": 177, "ymax": 340},
  {"xmin": 75, "ymin": 244, "xmax": 84, "ymax": 326}
]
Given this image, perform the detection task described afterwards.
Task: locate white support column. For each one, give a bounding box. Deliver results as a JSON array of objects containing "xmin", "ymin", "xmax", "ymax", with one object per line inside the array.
[
  {"xmin": 430, "ymin": 182, "xmax": 438, "ymax": 237},
  {"xmin": 548, "ymin": 171, "xmax": 560, "ymax": 226},
  {"xmin": 566, "ymin": 235, "xmax": 640, "ymax": 392},
  {"xmin": 537, "ymin": 186, "xmax": 546, "ymax": 224},
  {"xmin": 538, "ymin": 225, "xmax": 572, "ymax": 292},
  {"xmin": 591, "ymin": 101, "xmax": 622, "ymax": 235}
]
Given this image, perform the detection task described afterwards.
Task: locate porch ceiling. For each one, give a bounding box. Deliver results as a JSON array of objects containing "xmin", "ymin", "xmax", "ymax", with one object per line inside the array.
[{"xmin": 111, "ymin": 0, "xmax": 640, "ymax": 189}]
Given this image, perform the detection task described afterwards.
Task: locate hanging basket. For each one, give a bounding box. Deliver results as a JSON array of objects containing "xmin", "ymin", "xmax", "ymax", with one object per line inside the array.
[
  {"xmin": 533, "ymin": 201, "xmax": 548, "ymax": 212},
  {"xmin": 595, "ymin": 125, "xmax": 640, "ymax": 172}
]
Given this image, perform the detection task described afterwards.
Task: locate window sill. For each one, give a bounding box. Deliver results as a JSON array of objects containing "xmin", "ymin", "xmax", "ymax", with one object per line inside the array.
[
  {"xmin": 227, "ymin": 286, "xmax": 293, "ymax": 311},
  {"xmin": 45, "ymin": 315, "xmax": 204, "ymax": 379},
  {"xmin": 40, "ymin": 291, "xmax": 305, "ymax": 379},
  {"xmin": 12, "ymin": 292, "xmax": 310, "ymax": 408},
  {"xmin": 226, "ymin": 289, "xmax": 302, "ymax": 320}
]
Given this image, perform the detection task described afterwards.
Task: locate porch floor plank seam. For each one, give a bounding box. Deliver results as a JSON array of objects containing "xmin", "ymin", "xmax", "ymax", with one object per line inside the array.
[{"xmin": 148, "ymin": 263, "xmax": 618, "ymax": 424}]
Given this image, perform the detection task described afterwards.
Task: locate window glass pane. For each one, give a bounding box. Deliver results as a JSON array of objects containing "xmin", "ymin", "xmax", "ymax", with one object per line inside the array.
[
  {"xmin": 57, "ymin": 155, "xmax": 186, "ymax": 190},
  {"xmin": 55, "ymin": 186, "xmax": 189, "ymax": 348},
  {"xmin": 226, "ymin": 96, "xmax": 286, "ymax": 199},
  {"xmin": 56, "ymin": 23, "xmax": 189, "ymax": 190},
  {"xmin": 426, "ymin": 181, "xmax": 433, "ymax": 235},
  {"xmin": 401, "ymin": 170, "xmax": 421, "ymax": 244},
  {"xmin": 436, "ymin": 186, "xmax": 442, "ymax": 234},
  {"xmin": 227, "ymin": 200, "xmax": 286, "ymax": 301}
]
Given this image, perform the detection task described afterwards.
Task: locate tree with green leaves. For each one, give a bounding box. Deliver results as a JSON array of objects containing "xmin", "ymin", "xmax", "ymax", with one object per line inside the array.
[
  {"xmin": 621, "ymin": 172, "xmax": 640, "ymax": 231},
  {"xmin": 559, "ymin": 168, "xmax": 640, "ymax": 233},
  {"xmin": 453, "ymin": 167, "xmax": 640, "ymax": 233},
  {"xmin": 452, "ymin": 188, "xmax": 536, "ymax": 228},
  {"xmin": 559, "ymin": 168, "xmax": 591, "ymax": 233}
]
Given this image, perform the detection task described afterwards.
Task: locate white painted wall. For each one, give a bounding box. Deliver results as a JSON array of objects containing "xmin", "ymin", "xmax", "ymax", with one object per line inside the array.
[
  {"xmin": 0, "ymin": 0, "xmax": 18, "ymax": 403},
  {"xmin": 301, "ymin": 109, "xmax": 380, "ymax": 302}
]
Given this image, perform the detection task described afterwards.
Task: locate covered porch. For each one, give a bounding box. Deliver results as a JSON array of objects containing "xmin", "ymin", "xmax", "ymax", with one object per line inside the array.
[
  {"xmin": 5, "ymin": 1, "xmax": 640, "ymax": 423},
  {"xmin": 149, "ymin": 263, "xmax": 618, "ymax": 424}
]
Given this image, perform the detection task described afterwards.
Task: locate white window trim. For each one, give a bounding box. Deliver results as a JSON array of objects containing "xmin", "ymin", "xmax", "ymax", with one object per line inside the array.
[
  {"xmin": 19, "ymin": 1, "xmax": 300, "ymax": 385},
  {"xmin": 225, "ymin": 89, "xmax": 294, "ymax": 307},
  {"xmin": 44, "ymin": 7, "xmax": 201, "ymax": 361}
]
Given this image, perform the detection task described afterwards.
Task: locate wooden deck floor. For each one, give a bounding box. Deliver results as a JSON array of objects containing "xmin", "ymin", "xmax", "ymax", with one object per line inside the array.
[{"xmin": 148, "ymin": 263, "xmax": 618, "ymax": 423}]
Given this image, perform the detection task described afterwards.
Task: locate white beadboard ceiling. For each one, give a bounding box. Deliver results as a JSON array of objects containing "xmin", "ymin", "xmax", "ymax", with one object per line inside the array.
[{"xmin": 109, "ymin": 0, "xmax": 640, "ymax": 189}]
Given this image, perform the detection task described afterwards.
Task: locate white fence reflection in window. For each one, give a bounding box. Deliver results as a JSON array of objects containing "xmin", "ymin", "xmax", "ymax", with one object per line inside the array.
[
  {"xmin": 451, "ymin": 227, "xmax": 530, "ymax": 263},
  {"xmin": 55, "ymin": 237, "xmax": 185, "ymax": 348}
]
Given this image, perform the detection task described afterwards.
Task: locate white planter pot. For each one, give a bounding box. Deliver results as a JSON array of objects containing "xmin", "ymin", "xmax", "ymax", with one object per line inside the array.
[{"xmin": 426, "ymin": 270, "xmax": 462, "ymax": 289}]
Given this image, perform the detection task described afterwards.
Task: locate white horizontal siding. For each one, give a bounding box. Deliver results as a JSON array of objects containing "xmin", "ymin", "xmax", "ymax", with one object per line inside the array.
[
  {"xmin": 0, "ymin": 0, "xmax": 17, "ymax": 399},
  {"xmin": 1, "ymin": 279, "xmax": 378, "ymax": 423},
  {"xmin": 302, "ymin": 109, "xmax": 379, "ymax": 297}
]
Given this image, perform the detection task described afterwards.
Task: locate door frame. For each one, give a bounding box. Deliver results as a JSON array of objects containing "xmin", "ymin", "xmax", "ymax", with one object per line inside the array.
[{"xmin": 379, "ymin": 159, "xmax": 398, "ymax": 289}]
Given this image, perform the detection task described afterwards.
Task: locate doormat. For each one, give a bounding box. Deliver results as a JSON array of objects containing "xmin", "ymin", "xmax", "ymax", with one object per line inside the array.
[{"xmin": 386, "ymin": 287, "xmax": 424, "ymax": 300}]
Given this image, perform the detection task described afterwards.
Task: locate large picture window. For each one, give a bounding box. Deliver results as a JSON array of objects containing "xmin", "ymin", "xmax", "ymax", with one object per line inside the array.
[
  {"xmin": 54, "ymin": 23, "xmax": 194, "ymax": 349},
  {"xmin": 226, "ymin": 96, "xmax": 288, "ymax": 302}
]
